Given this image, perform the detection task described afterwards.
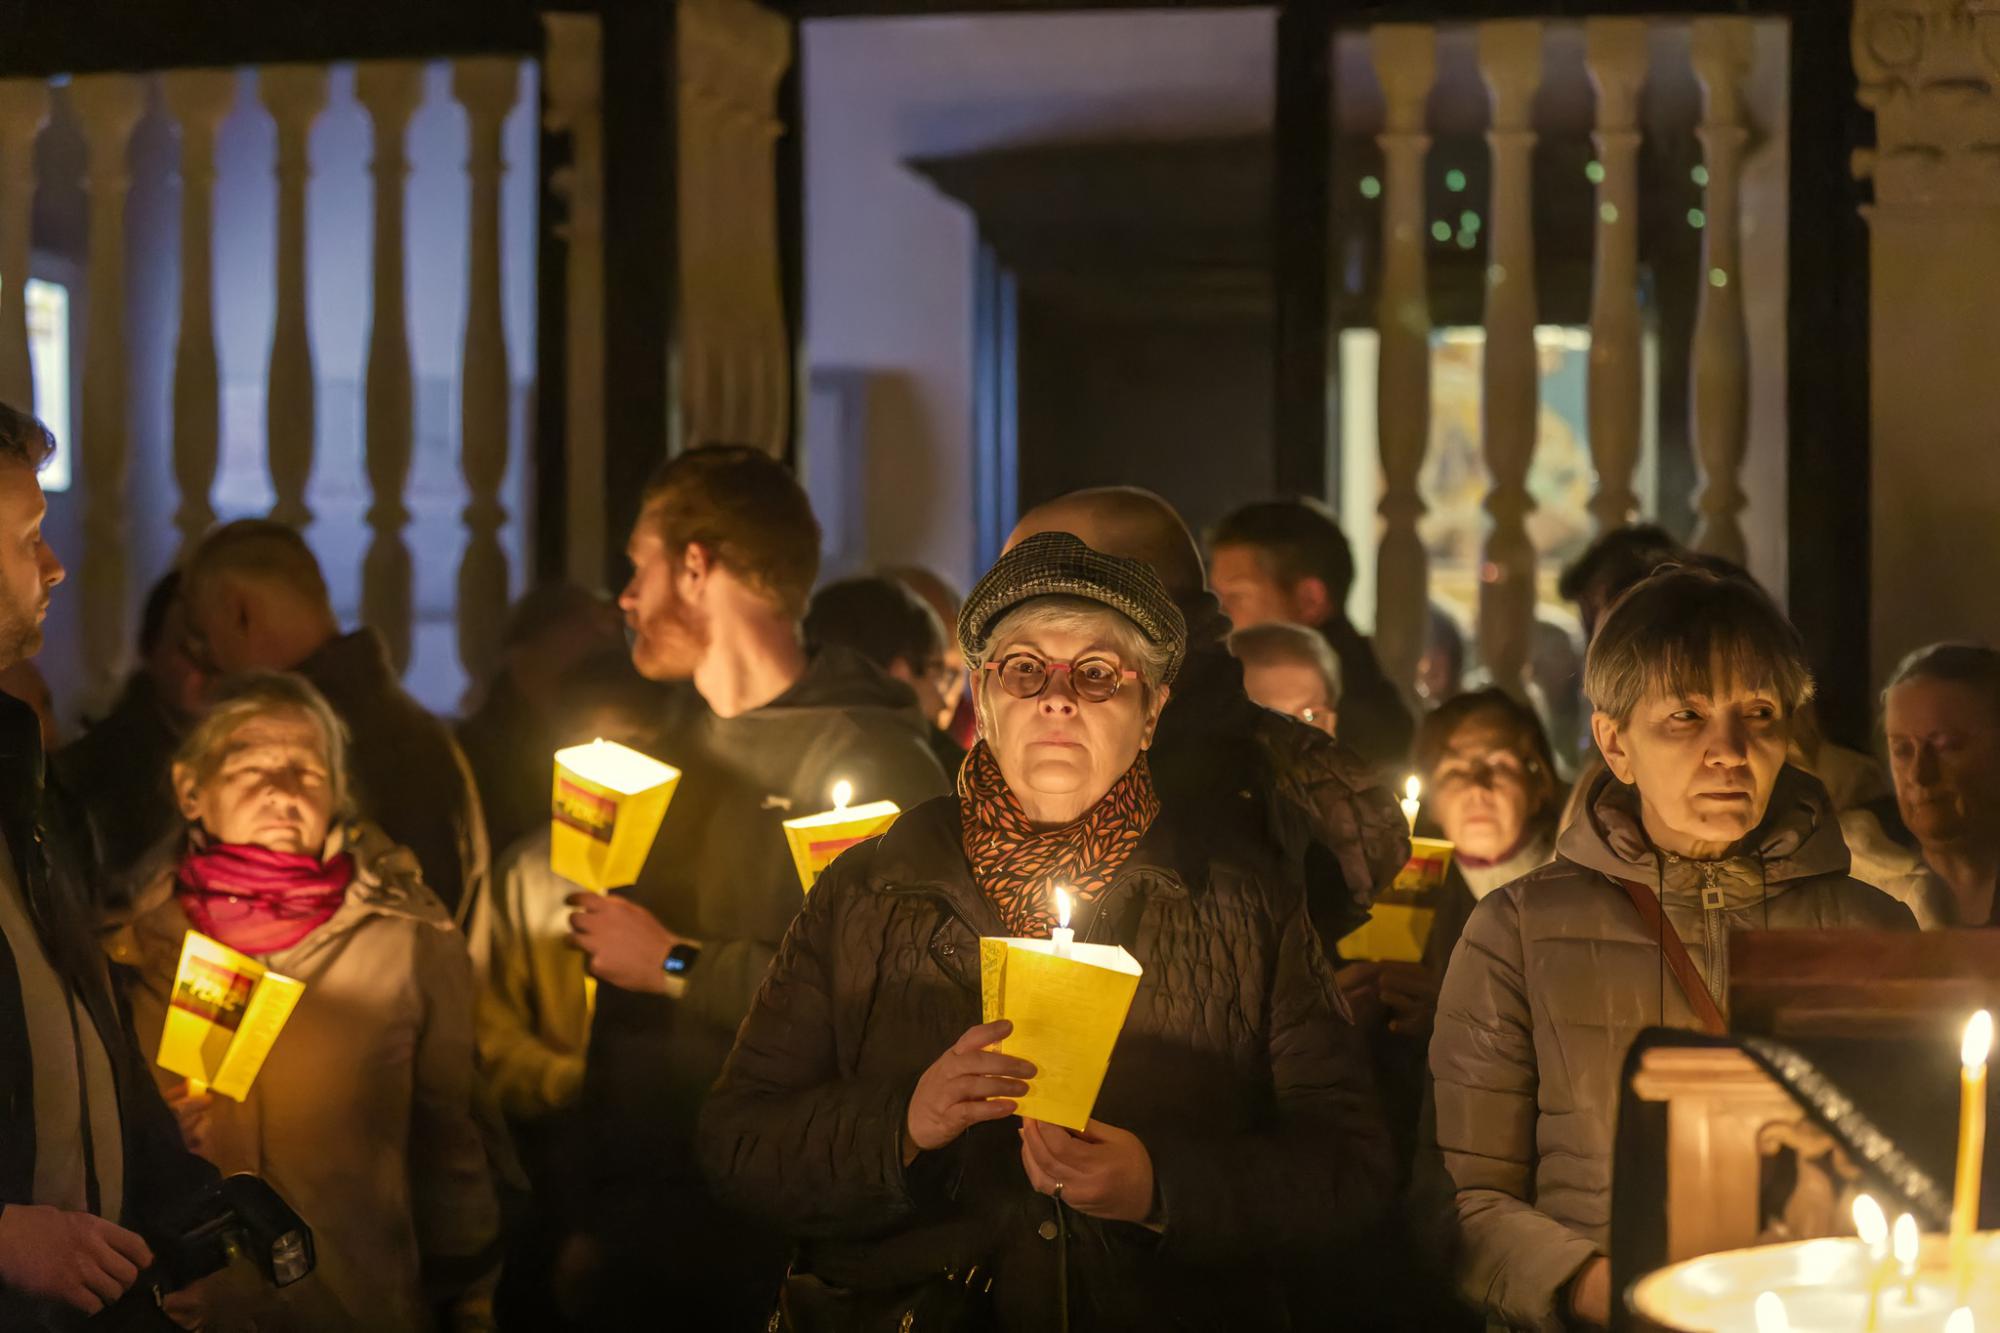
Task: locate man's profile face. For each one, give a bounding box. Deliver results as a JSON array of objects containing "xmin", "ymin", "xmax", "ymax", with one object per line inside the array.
[
  {"xmin": 0, "ymin": 460, "xmax": 63, "ymax": 671},
  {"xmin": 618, "ymin": 522, "xmax": 704, "ymax": 682},
  {"xmin": 1209, "ymin": 544, "xmax": 1302, "ymax": 631}
]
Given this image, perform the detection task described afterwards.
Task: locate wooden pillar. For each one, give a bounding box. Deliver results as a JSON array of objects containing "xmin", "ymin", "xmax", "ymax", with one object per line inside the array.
[
  {"xmin": 1584, "ymin": 20, "xmax": 1648, "ymax": 534},
  {"xmin": 71, "ymin": 75, "xmax": 146, "ymax": 702},
  {"xmin": 162, "ymin": 70, "xmax": 233, "ymax": 558},
  {"xmin": 1371, "ymin": 24, "xmax": 1435, "ymax": 706},
  {"xmin": 543, "ymin": 13, "xmax": 608, "ymax": 587},
  {"xmin": 0, "ymin": 82, "xmax": 47, "ymax": 415},
  {"xmin": 354, "ymin": 61, "xmax": 421, "ymax": 671},
  {"xmin": 1689, "ymin": 18, "xmax": 1753, "ymax": 564},
  {"xmin": 260, "ymin": 66, "xmax": 327, "ymax": 531},
  {"xmin": 1477, "ymin": 21, "xmax": 1543, "ymax": 700},
  {"xmin": 454, "ymin": 56, "xmax": 521, "ymax": 681}
]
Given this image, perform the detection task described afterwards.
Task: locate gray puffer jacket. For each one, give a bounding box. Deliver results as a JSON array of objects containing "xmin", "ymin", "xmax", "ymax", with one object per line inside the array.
[{"xmin": 1428, "ymin": 766, "xmax": 1915, "ymax": 1331}]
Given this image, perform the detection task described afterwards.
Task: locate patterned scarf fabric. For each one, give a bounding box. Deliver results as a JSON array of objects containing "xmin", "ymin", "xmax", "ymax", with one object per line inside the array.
[
  {"xmin": 956, "ymin": 739, "xmax": 1161, "ymax": 936},
  {"xmin": 177, "ymin": 839, "xmax": 354, "ymax": 956}
]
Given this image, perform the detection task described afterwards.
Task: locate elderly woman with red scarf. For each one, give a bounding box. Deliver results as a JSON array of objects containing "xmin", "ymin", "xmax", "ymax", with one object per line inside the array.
[
  {"xmin": 699, "ymin": 533, "xmax": 1391, "ymax": 1333},
  {"xmin": 108, "ymin": 672, "xmax": 497, "ymax": 1331}
]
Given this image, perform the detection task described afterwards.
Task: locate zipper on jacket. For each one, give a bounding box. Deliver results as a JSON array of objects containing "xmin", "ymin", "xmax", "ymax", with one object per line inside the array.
[{"xmin": 1696, "ymin": 861, "xmax": 1728, "ymax": 1011}]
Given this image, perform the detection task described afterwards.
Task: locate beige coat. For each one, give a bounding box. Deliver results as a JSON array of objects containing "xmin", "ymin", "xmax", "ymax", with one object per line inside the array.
[
  {"xmin": 1430, "ymin": 767, "xmax": 1914, "ymax": 1331},
  {"xmin": 463, "ymin": 827, "xmax": 591, "ymax": 1121},
  {"xmin": 110, "ymin": 823, "xmax": 499, "ymax": 1332}
]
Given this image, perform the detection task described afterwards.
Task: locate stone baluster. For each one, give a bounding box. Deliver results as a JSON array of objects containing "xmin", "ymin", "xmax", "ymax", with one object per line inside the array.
[
  {"xmin": 72, "ymin": 75, "xmax": 146, "ymax": 703},
  {"xmin": 544, "ymin": 14, "xmax": 606, "ymax": 585},
  {"xmin": 1690, "ymin": 18, "xmax": 1753, "ymax": 563},
  {"xmin": 162, "ymin": 70, "xmax": 234, "ymax": 557},
  {"xmin": 0, "ymin": 82, "xmax": 47, "ymax": 414},
  {"xmin": 1584, "ymin": 19, "xmax": 1648, "ymax": 534},
  {"xmin": 453, "ymin": 57, "xmax": 520, "ymax": 681},
  {"xmin": 1477, "ymin": 20, "xmax": 1544, "ymax": 700},
  {"xmin": 1370, "ymin": 24, "xmax": 1436, "ymax": 705},
  {"xmin": 354, "ymin": 61, "xmax": 422, "ymax": 671},
  {"xmin": 260, "ymin": 66, "xmax": 327, "ymax": 530}
]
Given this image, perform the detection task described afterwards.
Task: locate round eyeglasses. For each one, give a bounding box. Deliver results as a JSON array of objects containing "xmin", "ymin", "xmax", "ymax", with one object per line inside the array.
[{"xmin": 984, "ymin": 652, "xmax": 1138, "ymax": 703}]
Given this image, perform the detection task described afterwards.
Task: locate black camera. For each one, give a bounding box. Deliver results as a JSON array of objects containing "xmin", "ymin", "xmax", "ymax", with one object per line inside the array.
[{"xmin": 91, "ymin": 1173, "xmax": 313, "ymax": 1330}]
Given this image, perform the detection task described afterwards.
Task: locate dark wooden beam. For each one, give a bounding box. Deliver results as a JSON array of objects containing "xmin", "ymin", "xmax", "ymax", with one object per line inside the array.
[
  {"xmin": 776, "ymin": 14, "xmax": 806, "ymax": 468},
  {"xmin": 1272, "ymin": 0, "xmax": 1333, "ymax": 500},
  {"xmin": 1785, "ymin": 0, "xmax": 1872, "ymax": 747}
]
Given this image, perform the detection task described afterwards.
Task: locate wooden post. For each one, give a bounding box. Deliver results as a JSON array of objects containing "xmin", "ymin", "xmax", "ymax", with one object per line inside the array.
[
  {"xmin": 260, "ymin": 65, "xmax": 328, "ymax": 531},
  {"xmin": 162, "ymin": 70, "xmax": 234, "ymax": 559},
  {"xmin": 1690, "ymin": 18, "xmax": 1753, "ymax": 564},
  {"xmin": 544, "ymin": 13, "xmax": 607, "ymax": 587},
  {"xmin": 1584, "ymin": 19, "xmax": 1648, "ymax": 535}
]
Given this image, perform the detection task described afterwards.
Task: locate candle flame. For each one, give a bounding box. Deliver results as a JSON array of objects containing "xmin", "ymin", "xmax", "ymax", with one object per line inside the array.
[
  {"xmin": 1055, "ymin": 888, "xmax": 1071, "ymax": 931},
  {"xmin": 1894, "ymin": 1212, "xmax": 1919, "ymax": 1271},
  {"xmin": 1945, "ymin": 1309, "xmax": 1974, "ymax": 1333},
  {"xmin": 1854, "ymin": 1193, "xmax": 1889, "ymax": 1249},
  {"xmin": 1403, "ymin": 774, "xmax": 1422, "ymax": 803},
  {"xmin": 1964, "ymin": 1010, "xmax": 1993, "ymax": 1071},
  {"xmin": 1753, "ymin": 1291, "xmax": 1789, "ymax": 1333},
  {"xmin": 831, "ymin": 779, "xmax": 853, "ymax": 812}
]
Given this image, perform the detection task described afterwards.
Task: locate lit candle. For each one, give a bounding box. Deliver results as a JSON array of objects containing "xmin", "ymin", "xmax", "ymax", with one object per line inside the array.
[
  {"xmin": 1051, "ymin": 888, "xmax": 1073, "ymax": 958},
  {"xmin": 1401, "ymin": 775, "xmax": 1422, "ymax": 833},
  {"xmin": 832, "ymin": 778, "xmax": 853, "ymax": 812},
  {"xmin": 1956, "ymin": 1009, "xmax": 1993, "ymax": 1297},
  {"xmin": 1752, "ymin": 1290, "xmax": 1789, "ymax": 1333},
  {"xmin": 1945, "ymin": 1308, "xmax": 1974, "ymax": 1333},
  {"xmin": 1894, "ymin": 1212, "xmax": 1919, "ymax": 1304},
  {"xmin": 1855, "ymin": 1193, "xmax": 1889, "ymax": 1333}
]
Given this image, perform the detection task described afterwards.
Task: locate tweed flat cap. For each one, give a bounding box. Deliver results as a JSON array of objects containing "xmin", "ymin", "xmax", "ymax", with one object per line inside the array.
[{"xmin": 958, "ymin": 531, "xmax": 1188, "ymax": 685}]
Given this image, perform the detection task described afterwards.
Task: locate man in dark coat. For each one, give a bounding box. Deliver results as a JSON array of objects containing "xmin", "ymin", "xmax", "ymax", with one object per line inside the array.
[
  {"xmin": 53, "ymin": 571, "xmax": 205, "ymax": 896},
  {"xmin": 561, "ymin": 446, "xmax": 950, "ymax": 1328},
  {"xmin": 180, "ymin": 520, "xmax": 489, "ymax": 921},
  {"xmin": 0, "ymin": 404, "xmax": 217, "ymax": 1329},
  {"xmin": 1206, "ymin": 499, "xmax": 1416, "ymax": 772}
]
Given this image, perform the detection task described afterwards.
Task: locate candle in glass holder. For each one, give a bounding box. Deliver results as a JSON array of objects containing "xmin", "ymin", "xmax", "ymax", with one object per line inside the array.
[
  {"xmin": 1401, "ymin": 775, "xmax": 1422, "ymax": 833},
  {"xmin": 1894, "ymin": 1212, "xmax": 1919, "ymax": 1304},
  {"xmin": 1955, "ymin": 1009, "xmax": 1993, "ymax": 1297},
  {"xmin": 1051, "ymin": 888, "xmax": 1074, "ymax": 958},
  {"xmin": 1752, "ymin": 1290, "xmax": 1789, "ymax": 1333}
]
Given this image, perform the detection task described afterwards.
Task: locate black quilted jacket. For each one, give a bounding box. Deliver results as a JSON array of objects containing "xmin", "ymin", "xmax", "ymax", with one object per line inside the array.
[{"xmin": 698, "ymin": 795, "xmax": 1394, "ymax": 1332}]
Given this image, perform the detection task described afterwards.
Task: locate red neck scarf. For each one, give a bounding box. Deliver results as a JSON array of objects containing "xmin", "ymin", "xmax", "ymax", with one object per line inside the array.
[
  {"xmin": 175, "ymin": 840, "xmax": 354, "ymax": 956},
  {"xmin": 956, "ymin": 740, "xmax": 1161, "ymax": 937}
]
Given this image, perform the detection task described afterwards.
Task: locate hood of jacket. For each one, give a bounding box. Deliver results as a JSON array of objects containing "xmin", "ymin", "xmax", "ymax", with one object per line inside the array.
[{"xmin": 1557, "ymin": 763, "xmax": 1852, "ymax": 906}]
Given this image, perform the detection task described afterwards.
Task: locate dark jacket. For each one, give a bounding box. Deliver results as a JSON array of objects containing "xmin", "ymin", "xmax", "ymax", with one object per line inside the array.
[
  {"xmin": 296, "ymin": 629, "xmax": 489, "ymax": 922},
  {"xmin": 51, "ymin": 672, "xmax": 184, "ymax": 897},
  {"xmin": 1315, "ymin": 616, "xmax": 1415, "ymax": 774},
  {"xmin": 455, "ymin": 673, "xmax": 551, "ymax": 867},
  {"xmin": 1152, "ymin": 597, "xmax": 1410, "ymax": 949},
  {"xmin": 698, "ymin": 795, "xmax": 1395, "ymax": 1333},
  {"xmin": 577, "ymin": 647, "xmax": 950, "ymax": 1235},
  {"xmin": 1430, "ymin": 766, "xmax": 1915, "ymax": 1330},
  {"xmin": 0, "ymin": 693, "xmax": 217, "ymax": 1330}
]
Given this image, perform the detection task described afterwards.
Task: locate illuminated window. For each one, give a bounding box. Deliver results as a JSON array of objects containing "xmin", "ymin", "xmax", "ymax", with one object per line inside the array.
[{"xmin": 24, "ymin": 278, "xmax": 70, "ymax": 491}]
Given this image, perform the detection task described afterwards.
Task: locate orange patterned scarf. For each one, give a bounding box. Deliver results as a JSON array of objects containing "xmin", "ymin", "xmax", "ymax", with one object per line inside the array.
[{"xmin": 956, "ymin": 740, "xmax": 1160, "ymax": 936}]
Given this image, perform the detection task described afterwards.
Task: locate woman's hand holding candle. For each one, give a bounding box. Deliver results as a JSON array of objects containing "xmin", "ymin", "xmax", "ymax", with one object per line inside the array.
[
  {"xmin": 1018, "ymin": 1116, "xmax": 1157, "ymax": 1227},
  {"xmin": 903, "ymin": 1019, "xmax": 1035, "ymax": 1165},
  {"xmin": 164, "ymin": 1078, "xmax": 214, "ymax": 1159}
]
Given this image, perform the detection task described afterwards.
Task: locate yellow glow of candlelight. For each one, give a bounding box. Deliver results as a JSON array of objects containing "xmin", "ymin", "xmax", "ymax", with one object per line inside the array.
[
  {"xmin": 832, "ymin": 779, "xmax": 853, "ymax": 812},
  {"xmin": 1055, "ymin": 888, "xmax": 1071, "ymax": 931},
  {"xmin": 1855, "ymin": 1193, "xmax": 1889, "ymax": 1252},
  {"xmin": 1954, "ymin": 1009, "xmax": 1992, "ymax": 1296},
  {"xmin": 1753, "ymin": 1291, "xmax": 1789, "ymax": 1333},
  {"xmin": 1945, "ymin": 1309, "xmax": 1974, "ymax": 1333},
  {"xmin": 1403, "ymin": 774, "xmax": 1421, "ymax": 804},
  {"xmin": 1894, "ymin": 1213, "xmax": 1918, "ymax": 1276},
  {"xmin": 1965, "ymin": 1010, "xmax": 1994, "ymax": 1070}
]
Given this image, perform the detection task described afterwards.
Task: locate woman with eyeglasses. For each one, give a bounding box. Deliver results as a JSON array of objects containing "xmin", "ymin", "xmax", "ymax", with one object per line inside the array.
[{"xmin": 699, "ymin": 532, "xmax": 1391, "ymax": 1332}]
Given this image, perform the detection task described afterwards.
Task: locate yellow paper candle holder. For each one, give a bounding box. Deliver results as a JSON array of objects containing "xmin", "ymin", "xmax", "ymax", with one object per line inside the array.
[
  {"xmin": 1339, "ymin": 836, "xmax": 1456, "ymax": 964},
  {"xmin": 551, "ymin": 738, "xmax": 681, "ymax": 892},
  {"xmin": 783, "ymin": 780, "xmax": 901, "ymax": 891},
  {"xmin": 157, "ymin": 931, "xmax": 305, "ymax": 1102},
  {"xmin": 979, "ymin": 935, "xmax": 1142, "ymax": 1132}
]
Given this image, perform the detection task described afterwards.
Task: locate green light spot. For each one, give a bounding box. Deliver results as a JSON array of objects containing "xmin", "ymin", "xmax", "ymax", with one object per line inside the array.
[
  {"xmin": 1688, "ymin": 207, "xmax": 1707, "ymax": 229},
  {"xmin": 1692, "ymin": 164, "xmax": 1711, "ymax": 187},
  {"xmin": 1444, "ymin": 168, "xmax": 1467, "ymax": 193},
  {"xmin": 1360, "ymin": 175, "xmax": 1382, "ymax": 199},
  {"xmin": 1585, "ymin": 160, "xmax": 1606, "ymax": 184},
  {"xmin": 1459, "ymin": 210, "xmax": 1480, "ymax": 231},
  {"xmin": 1599, "ymin": 202, "xmax": 1619, "ymax": 224},
  {"xmin": 1431, "ymin": 220, "xmax": 1452, "ymax": 242},
  {"xmin": 1456, "ymin": 230, "xmax": 1476, "ymax": 250},
  {"xmin": 1709, "ymin": 267, "xmax": 1729, "ymax": 288}
]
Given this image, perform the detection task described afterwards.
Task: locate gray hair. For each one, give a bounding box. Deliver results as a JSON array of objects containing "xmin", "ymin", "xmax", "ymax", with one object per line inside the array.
[
  {"xmin": 1227, "ymin": 621, "xmax": 1342, "ymax": 704},
  {"xmin": 1883, "ymin": 642, "xmax": 2000, "ymax": 722},
  {"xmin": 173, "ymin": 671, "xmax": 352, "ymax": 816},
  {"xmin": 968, "ymin": 595, "xmax": 1172, "ymax": 700}
]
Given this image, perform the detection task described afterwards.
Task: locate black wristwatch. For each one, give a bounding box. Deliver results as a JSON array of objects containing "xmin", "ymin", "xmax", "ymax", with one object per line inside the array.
[{"xmin": 663, "ymin": 943, "xmax": 702, "ymax": 977}]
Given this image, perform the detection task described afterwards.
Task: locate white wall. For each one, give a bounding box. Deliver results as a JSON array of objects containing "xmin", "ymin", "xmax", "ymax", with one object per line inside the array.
[{"xmin": 801, "ymin": 10, "xmax": 1275, "ymax": 594}]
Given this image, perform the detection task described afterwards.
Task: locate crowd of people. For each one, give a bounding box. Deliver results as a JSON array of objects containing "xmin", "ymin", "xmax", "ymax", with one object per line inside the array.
[{"xmin": 0, "ymin": 395, "xmax": 1994, "ymax": 1331}]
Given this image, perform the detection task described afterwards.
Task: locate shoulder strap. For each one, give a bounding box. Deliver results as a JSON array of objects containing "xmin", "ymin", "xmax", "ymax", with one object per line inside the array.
[{"xmin": 1614, "ymin": 876, "xmax": 1727, "ymax": 1036}]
